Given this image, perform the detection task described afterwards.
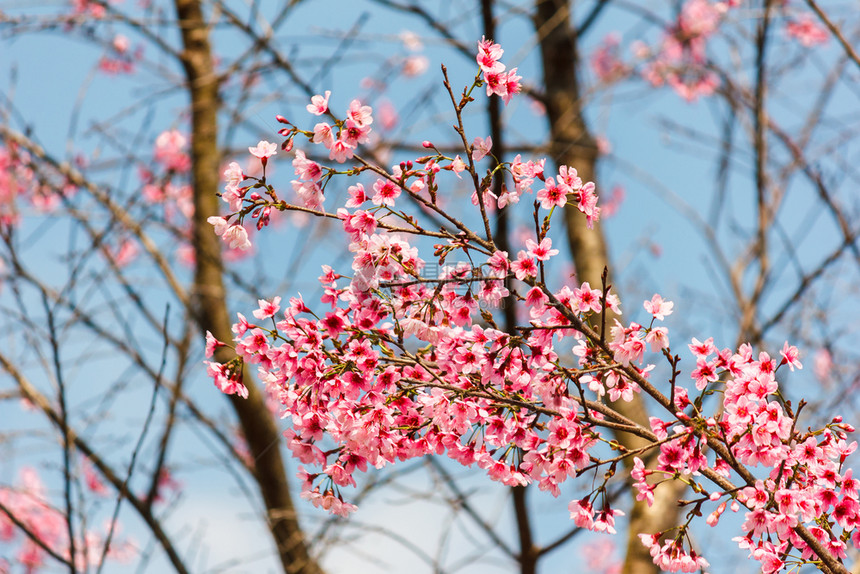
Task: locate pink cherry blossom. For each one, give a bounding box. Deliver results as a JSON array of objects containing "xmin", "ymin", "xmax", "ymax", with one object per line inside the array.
[
  {"xmin": 207, "ymin": 215, "xmax": 229, "ymax": 236},
  {"xmin": 197, "ymin": 40, "xmax": 860, "ymax": 574},
  {"xmin": 253, "ymin": 296, "xmax": 282, "ymax": 320},
  {"xmin": 591, "ymin": 33, "xmax": 629, "ymax": 83},
  {"xmin": 346, "ymin": 99, "xmax": 373, "ymax": 128},
  {"xmin": 511, "ymin": 250, "xmax": 537, "ymax": 280},
  {"xmin": 371, "ymin": 178, "xmax": 401, "ymax": 207},
  {"xmin": 222, "ymin": 224, "xmax": 251, "ymax": 251},
  {"xmin": 471, "ymin": 136, "xmax": 493, "ymax": 161},
  {"xmin": 451, "ymin": 155, "xmax": 466, "ymax": 177},
  {"xmin": 476, "ymin": 36, "xmax": 504, "ymax": 73},
  {"xmin": 312, "ymin": 122, "xmax": 335, "ymax": 148},
  {"xmin": 328, "ymin": 138, "xmax": 355, "ymax": 163},
  {"xmin": 249, "ymin": 140, "xmax": 278, "ymax": 160},
  {"xmin": 154, "ymin": 130, "xmax": 190, "ymax": 172},
  {"xmin": 307, "ymin": 90, "xmax": 331, "ymax": 115},
  {"xmin": 526, "ymin": 237, "xmax": 558, "ymax": 262},
  {"xmin": 786, "ymin": 14, "xmax": 829, "ymax": 47},
  {"xmin": 643, "ymin": 294, "xmax": 674, "ymax": 321},
  {"xmin": 536, "ymin": 177, "xmax": 567, "ymax": 210}
]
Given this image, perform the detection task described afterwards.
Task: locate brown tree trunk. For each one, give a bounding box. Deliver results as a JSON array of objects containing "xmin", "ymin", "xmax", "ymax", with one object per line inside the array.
[
  {"xmin": 533, "ymin": 2, "xmax": 685, "ymax": 572},
  {"xmin": 173, "ymin": 1, "xmax": 323, "ymax": 572}
]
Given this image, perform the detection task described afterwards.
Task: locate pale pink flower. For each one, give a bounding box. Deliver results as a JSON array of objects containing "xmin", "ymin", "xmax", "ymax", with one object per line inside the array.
[
  {"xmin": 154, "ymin": 130, "xmax": 190, "ymax": 171},
  {"xmin": 568, "ymin": 498, "xmax": 594, "ymax": 529},
  {"xmin": 779, "ymin": 342, "xmax": 802, "ymax": 371},
  {"xmin": 451, "ymin": 155, "xmax": 466, "ymax": 178},
  {"xmin": 645, "ymin": 327, "xmax": 669, "ymax": 351},
  {"xmin": 402, "ymin": 55, "xmax": 429, "ymax": 77},
  {"xmin": 307, "ymin": 90, "xmax": 331, "ymax": 115},
  {"xmin": 399, "ymin": 30, "xmax": 423, "ymax": 51},
  {"xmin": 346, "ymin": 183, "xmax": 367, "ymax": 207},
  {"xmin": 249, "ymin": 140, "xmax": 278, "ymax": 160},
  {"xmin": 292, "ymin": 150, "xmax": 322, "ymax": 182},
  {"xmin": 376, "ymin": 99, "xmax": 399, "ymax": 131},
  {"xmin": 591, "ymin": 33, "xmax": 628, "ymax": 83},
  {"xmin": 222, "ymin": 224, "xmax": 251, "ymax": 251},
  {"xmin": 329, "ymin": 139, "xmax": 355, "ymax": 163},
  {"xmin": 678, "ymin": 0, "xmax": 722, "ymax": 38},
  {"xmin": 223, "ymin": 161, "xmax": 244, "ymax": 189},
  {"xmin": 813, "ymin": 348, "xmax": 833, "ymax": 382},
  {"xmin": 487, "ymin": 250, "xmax": 510, "ymax": 277},
  {"xmin": 205, "ymin": 331, "xmax": 224, "ymax": 357},
  {"xmin": 471, "ymin": 136, "xmax": 493, "ymax": 162},
  {"xmin": 207, "ymin": 215, "xmax": 229, "ymax": 236},
  {"xmin": 112, "ymin": 34, "xmax": 130, "ymax": 54},
  {"xmin": 312, "ymin": 123, "xmax": 335, "ymax": 148},
  {"xmin": 347, "ymin": 99, "xmax": 373, "ymax": 127},
  {"xmin": 643, "ymin": 294, "xmax": 674, "ymax": 321}
]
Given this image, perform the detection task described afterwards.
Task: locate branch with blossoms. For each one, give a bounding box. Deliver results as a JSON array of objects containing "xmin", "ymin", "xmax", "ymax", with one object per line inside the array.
[{"xmin": 205, "ymin": 39, "xmax": 857, "ymax": 574}]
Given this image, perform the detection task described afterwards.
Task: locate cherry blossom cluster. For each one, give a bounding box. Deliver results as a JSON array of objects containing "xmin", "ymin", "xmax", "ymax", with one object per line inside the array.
[
  {"xmin": 785, "ymin": 13, "xmax": 829, "ymax": 47},
  {"xmin": 0, "ymin": 467, "xmax": 134, "ymax": 571},
  {"xmin": 0, "ymin": 143, "xmax": 77, "ymax": 228},
  {"xmin": 69, "ymin": 0, "xmax": 107, "ymax": 20},
  {"xmin": 137, "ymin": 128, "xmax": 248, "ymax": 267},
  {"xmin": 302, "ymin": 94, "xmax": 374, "ymax": 164},
  {"xmin": 628, "ymin": 334, "xmax": 858, "ymax": 572},
  {"xmin": 204, "ymin": 39, "xmax": 857, "ymax": 573},
  {"xmin": 593, "ymin": 0, "xmax": 833, "ymax": 102},
  {"xmin": 639, "ymin": 0, "xmax": 728, "ymax": 101},
  {"xmin": 98, "ymin": 34, "xmax": 143, "ymax": 75},
  {"xmin": 590, "ymin": 33, "xmax": 629, "ymax": 85},
  {"xmin": 1, "ymin": 128, "xmax": 195, "ymax": 270},
  {"xmin": 0, "ymin": 143, "xmax": 36, "ymax": 228},
  {"xmin": 476, "ymin": 36, "xmax": 521, "ymax": 105}
]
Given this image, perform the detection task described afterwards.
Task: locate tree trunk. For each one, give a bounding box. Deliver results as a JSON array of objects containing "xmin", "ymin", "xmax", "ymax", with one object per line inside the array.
[{"xmin": 174, "ymin": 1, "xmax": 323, "ymax": 572}]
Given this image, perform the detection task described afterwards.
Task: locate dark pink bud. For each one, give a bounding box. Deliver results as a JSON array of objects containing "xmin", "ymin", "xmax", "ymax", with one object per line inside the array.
[
  {"xmin": 276, "ymin": 115, "xmax": 290, "ymax": 125},
  {"xmin": 422, "ymin": 140, "xmax": 433, "ymax": 148}
]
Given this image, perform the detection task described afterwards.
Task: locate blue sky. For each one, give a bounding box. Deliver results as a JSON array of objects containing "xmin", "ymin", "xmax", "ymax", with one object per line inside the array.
[{"xmin": 0, "ymin": 1, "xmax": 858, "ymax": 572}]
